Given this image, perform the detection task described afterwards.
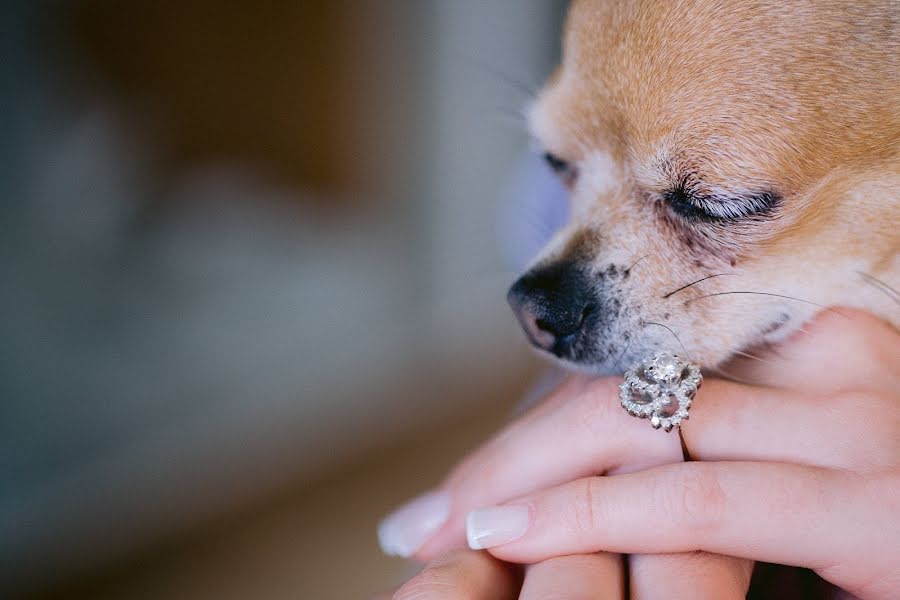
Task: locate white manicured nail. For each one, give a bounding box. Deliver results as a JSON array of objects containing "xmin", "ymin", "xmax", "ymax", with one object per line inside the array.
[
  {"xmin": 378, "ymin": 491, "xmax": 450, "ymax": 557},
  {"xmin": 466, "ymin": 505, "xmax": 530, "ymax": 550}
]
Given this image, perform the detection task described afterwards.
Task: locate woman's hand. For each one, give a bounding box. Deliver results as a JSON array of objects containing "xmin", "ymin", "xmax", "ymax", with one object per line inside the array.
[
  {"xmin": 384, "ymin": 551, "xmax": 754, "ymax": 599},
  {"xmin": 380, "ymin": 551, "xmax": 624, "ymax": 600},
  {"xmin": 378, "ymin": 308, "xmax": 899, "ymax": 598}
]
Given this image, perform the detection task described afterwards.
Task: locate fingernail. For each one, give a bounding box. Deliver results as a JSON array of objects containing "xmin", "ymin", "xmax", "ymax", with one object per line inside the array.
[
  {"xmin": 377, "ymin": 491, "xmax": 450, "ymax": 557},
  {"xmin": 466, "ymin": 505, "xmax": 530, "ymax": 550}
]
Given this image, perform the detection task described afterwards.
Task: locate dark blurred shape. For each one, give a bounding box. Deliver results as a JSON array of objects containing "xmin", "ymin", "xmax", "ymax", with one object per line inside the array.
[
  {"xmin": 0, "ymin": 1, "xmax": 569, "ymax": 598},
  {"xmin": 67, "ymin": 1, "xmax": 416, "ymax": 207}
]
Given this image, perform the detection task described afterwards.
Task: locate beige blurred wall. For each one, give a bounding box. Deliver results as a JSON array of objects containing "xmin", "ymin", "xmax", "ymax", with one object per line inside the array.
[{"xmin": 30, "ymin": 379, "xmax": 531, "ymax": 600}]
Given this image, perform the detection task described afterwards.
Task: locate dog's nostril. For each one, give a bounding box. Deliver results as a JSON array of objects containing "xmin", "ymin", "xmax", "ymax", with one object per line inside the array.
[
  {"xmin": 579, "ymin": 303, "xmax": 595, "ymax": 325},
  {"xmin": 516, "ymin": 308, "xmax": 557, "ymax": 352},
  {"xmin": 533, "ymin": 306, "xmax": 587, "ymax": 339},
  {"xmin": 507, "ymin": 260, "xmax": 596, "ymax": 357},
  {"xmin": 534, "ymin": 317, "xmax": 556, "ymax": 334},
  {"xmin": 535, "ymin": 304, "xmax": 591, "ymax": 334}
]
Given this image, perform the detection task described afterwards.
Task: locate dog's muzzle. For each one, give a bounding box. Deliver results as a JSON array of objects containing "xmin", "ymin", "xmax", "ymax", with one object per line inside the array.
[{"xmin": 507, "ymin": 260, "xmax": 594, "ymax": 358}]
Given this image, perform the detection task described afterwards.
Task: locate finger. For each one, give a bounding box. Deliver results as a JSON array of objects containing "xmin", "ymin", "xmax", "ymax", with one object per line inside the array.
[
  {"xmin": 407, "ymin": 376, "xmax": 682, "ymax": 559},
  {"xmin": 629, "ymin": 552, "xmax": 753, "ymax": 600},
  {"xmin": 381, "ymin": 308, "xmax": 900, "ymax": 561},
  {"xmin": 392, "ymin": 550, "xmax": 520, "ymax": 600},
  {"xmin": 519, "ymin": 553, "xmax": 624, "ymax": 600},
  {"xmin": 681, "ymin": 379, "xmax": 900, "ymax": 471},
  {"xmin": 469, "ymin": 462, "xmax": 888, "ymax": 572},
  {"xmin": 391, "ymin": 369, "xmax": 889, "ymax": 560},
  {"xmin": 717, "ymin": 307, "xmax": 900, "ymax": 394}
]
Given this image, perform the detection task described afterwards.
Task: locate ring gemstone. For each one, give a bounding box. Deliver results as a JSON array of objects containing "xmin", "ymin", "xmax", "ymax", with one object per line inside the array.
[{"xmin": 620, "ymin": 351, "xmax": 702, "ymax": 431}]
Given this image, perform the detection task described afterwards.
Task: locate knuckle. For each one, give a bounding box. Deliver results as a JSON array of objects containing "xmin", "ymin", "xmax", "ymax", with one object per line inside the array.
[
  {"xmin": 526, "ymin": 592, "xmax": 579, "ymax": 600},
  {"xmin": 393, "ymin": 551, "xmax": 502, "ymax": 600},
  {"xmin": 833, "ymin": 390, "xmax": 882, "ymax": 414},
  {"xmin": 392, "ymin": 563, "xmax": 463, "ymax": 600},
  {"xmin": 571, "ymin": 378, "xmax": 624, "ymax": 463},
  {"xmin": 836, "ymin": 312, "xmax": 900, "ymax": 373},
  {"xmin": 870, "ymin": 472, "xmax": 900, "ymax": 513},
  {"xmin": 662, "ymin": 464, "xmax": 726, "ymax": 532},
  {"xmin": 570, "ymin": 478, "xmax": 604, "ymax": 541},
  {"xmin": 830, "ymin": 392, "xmax": 900, "ymax": 460},
  {"xmin": 804, "ymin": 309, "xmax": 899, "ymax": 383},
  {"xmin": 574, "ymin": 378, "xmax": 618, "ymax": 430}
]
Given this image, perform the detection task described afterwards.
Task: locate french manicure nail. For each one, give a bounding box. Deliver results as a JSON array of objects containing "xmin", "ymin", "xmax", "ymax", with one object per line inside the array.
[
  {"xmin": 466, "ymin": 505, "xmax": 530, "ymax": 550},
  {"xmin": 377, "ymin": 491, "xmax": 450, "ymax": 557}
]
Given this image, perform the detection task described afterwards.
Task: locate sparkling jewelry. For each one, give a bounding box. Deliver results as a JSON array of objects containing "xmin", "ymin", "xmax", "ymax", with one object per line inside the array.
[{"xmin": 619, "ymin": 351, "xmax": 702, "ymax": 431}]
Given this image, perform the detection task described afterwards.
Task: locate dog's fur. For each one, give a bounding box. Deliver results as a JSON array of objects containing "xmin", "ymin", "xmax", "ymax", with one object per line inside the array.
[{"xmin": 515, "ymin": 0, "xmax": 899, "ymax": 370}]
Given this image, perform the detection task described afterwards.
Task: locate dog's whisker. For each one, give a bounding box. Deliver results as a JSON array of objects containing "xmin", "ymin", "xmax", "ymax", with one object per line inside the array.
[
  {"xmin": 731, "ymin": 349, "xmax": 778, "ymax": 364},
  {"xmin": 481, "ymin": 105, "xmax": 528, "ymax": 124},
  {"xmin": 470, "ymin": 265, "xmax": 523, "ymax": 280},
  {"xmin": 705, "ymin": 366, "xmax": 758, "ymax": 386},
  {"xmin": 487, "ymin": 116, "xmax": 530, "ymax": 133},
  {"xmin": 858, "ymin": 271, "xmax": 900, "ymax": 306},
  {"xmin": 611, "ymin": 339, "xmax": 632, "ymax": 373},
  {"xmin": 456, "ymin": 53, "xmax": 540, "ymax": 100},
  {"xmin": 516, "ymin": 209, "xmax": 553, "ymax": 236},
  {"xmin": 642, "ymin": 320, "xmax": 691, "ymax": 361},
  {"xmin": 624, "ymin": 254, "xmax": 650, "ymax": 276},
  {"xmin": 761, "ymin": 343, "xmax": 789, "ymax": 360},
  {"xmin": 685, "ymin": 291, "xmax": 849, "ymax": 318},
  {"xmin": 517, "ymin": 216, "xmax": 558, "ymax": 249},
  {"xmin": 662, "ymin": 273, "xmax": 733, "ymax": 299}
]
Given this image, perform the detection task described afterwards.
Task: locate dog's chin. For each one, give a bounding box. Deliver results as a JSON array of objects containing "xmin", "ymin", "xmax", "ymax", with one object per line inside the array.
[
  {"xmin": 549, "ymin": 344, "xmax": 743, "ymax": 377},
  {"xmin": 547, "ymin": 353, "xmax": 618, "ymax": 375},
  {"xmin": 536, "ymin": 330, "xmax": 779, "ymax": 377},
  {"xmin": 528, "ymin": 335, "xmax": 641, "ymax": 376},
  {"xmin": 562, "ymin": 347, "xmax": 659, "ymax": 376},
  {"xmin": 526, "ymin": 310, "xmax": 806, "ymax": 376}
]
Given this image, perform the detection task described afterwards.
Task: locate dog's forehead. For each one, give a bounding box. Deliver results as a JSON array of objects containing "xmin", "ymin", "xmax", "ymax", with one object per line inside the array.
[
  {"xmin": 535, "ymin": 0, "xmax": 900, "ymax": 187},
  {"xmin": 550, "ymin": 1, "xmax": 788, "ymax": 152}
]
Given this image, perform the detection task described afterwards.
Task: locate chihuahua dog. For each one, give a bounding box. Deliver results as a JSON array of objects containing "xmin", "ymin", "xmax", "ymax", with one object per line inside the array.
[{"xmin": 508, "ymin": 0, "xmax": 899, "ymax": 372}]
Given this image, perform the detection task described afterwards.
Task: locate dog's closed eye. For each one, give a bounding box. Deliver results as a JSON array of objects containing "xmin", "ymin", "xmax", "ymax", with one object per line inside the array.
[
  {"xmin": 543, "ymin": 151, "xmax": 578, "ymax": 187},
  {"xmin": 663, "ymin": 178, "xmax": 780, "ymax": 222}
]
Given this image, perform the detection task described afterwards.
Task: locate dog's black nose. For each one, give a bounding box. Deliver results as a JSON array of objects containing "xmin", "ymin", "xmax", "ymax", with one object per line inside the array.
[{"xmin": 507, "ymin": 261, "xmax": 594, "ymax": 356}]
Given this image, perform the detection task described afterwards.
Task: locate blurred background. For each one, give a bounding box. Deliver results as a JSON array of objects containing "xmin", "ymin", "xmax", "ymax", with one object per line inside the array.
[{"xmin": 1, "ymin": 1, "xmax": 569, "ymax": 598}]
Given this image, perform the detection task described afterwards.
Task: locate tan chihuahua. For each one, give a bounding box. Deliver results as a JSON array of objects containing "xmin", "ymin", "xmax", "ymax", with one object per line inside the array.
[{"xmin": 509, "ymin": 0, "xmax": 899, "ymax": 371}]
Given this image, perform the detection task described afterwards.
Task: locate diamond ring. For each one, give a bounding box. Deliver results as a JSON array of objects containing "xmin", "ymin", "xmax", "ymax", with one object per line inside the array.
[{"xmin": 619, "ymin": 351, "xmax": 702, "ymax": 432}]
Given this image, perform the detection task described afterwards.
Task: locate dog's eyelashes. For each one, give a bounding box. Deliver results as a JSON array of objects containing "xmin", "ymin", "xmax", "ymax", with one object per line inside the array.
[
  {"xmin": 543, "ymin": 152, "xmax": 568, "ymax": 172},
  {"xmin": 543, "ymin": 151, "xmax": 578, "ymax": 186},
  {"xmin": 663, "ymin": 180, "xmax": 781, "ymax": 223},
  {"xmin": 664, "ymin": 185, "xmax": 711, "ymax": 220},
  {"xmin": 689, "ymin": 191, "xmax": 780, "ymax": 221}
]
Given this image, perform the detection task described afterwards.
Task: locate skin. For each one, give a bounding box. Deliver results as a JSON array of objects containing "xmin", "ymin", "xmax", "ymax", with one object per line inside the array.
[
  {"xmin": 522, "ymin": 0, "xmax": 899, "ymax": 370},
  {"xmin": 389, "ymin": 552, "xmax": 753, "ymax": 600},
  {"xmin": 388, "ymin": 308, "xmax": 900, "ymax": 599}
]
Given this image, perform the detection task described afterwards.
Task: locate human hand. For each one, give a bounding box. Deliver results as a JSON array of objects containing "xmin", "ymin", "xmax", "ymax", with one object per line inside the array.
[
  {"xmin": 380, "ymin": 550, "xmax": 623, "ymax": 600},
  {"xmin": 378, "ymin": 308, "xmax": 899, "ymax": 598},
  {"xmin": 384, "ymin": 550, "xmax": 754, "ymax": 599}
]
